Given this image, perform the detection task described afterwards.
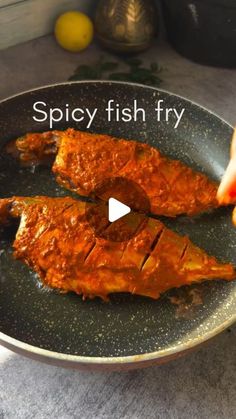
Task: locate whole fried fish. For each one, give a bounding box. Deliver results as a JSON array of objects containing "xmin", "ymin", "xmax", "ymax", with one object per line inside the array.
[
  {"xmin": 0, "ymin": 196, "xmax": 234, "ymax": 300},
  {"xmin": 8, "ymin": 129, "xmax": 218, "ymax": 217}
]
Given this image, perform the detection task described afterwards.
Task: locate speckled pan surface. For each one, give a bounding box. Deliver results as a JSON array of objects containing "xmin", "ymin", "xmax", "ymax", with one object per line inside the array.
[{"xmin": 0, "ymin": 81, "xmax": 236, "ymax": 370}]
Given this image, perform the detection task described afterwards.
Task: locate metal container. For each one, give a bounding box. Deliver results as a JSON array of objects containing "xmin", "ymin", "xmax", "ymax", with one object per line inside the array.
[
  {"xmin": 95, "ymin": 0, "xmax": 158, "ymax": 53},
  {"xmin": 161, "ymin": 0, "xmax": 236, "ymax": 68}
]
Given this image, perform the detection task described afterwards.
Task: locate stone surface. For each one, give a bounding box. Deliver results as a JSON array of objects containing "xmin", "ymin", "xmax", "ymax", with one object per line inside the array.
[
  {"xmin": 0, "ymin": 36, "xmax": 236, "ymax": 124},
  {"xmin": 0, "ymin": 36, "xmax": 236, "ymax": 419}
]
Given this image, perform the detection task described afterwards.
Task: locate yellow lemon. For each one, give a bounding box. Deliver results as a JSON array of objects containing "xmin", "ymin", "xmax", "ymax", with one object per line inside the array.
[{"xmin": 55, "ymin": 11, "xmax": 94, "ymax": 52}]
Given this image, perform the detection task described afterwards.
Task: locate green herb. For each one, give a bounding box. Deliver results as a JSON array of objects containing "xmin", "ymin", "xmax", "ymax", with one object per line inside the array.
[
  {"xmin": 100, "ymin": 62, "xmax": 119, "ymax": 72},
  {"xmin": 68, "ymin": 65, "xmax": 99, "ymax": 81},
  {"xmin": 126, "ymin": 57, "xmax": 142, "ymax": 67},
  {"xmin": 68, "ymin": 56, "xmax": 163, "ymax": 86}
]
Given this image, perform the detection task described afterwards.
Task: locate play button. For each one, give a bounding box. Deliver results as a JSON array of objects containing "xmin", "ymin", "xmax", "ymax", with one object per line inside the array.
[
  {"xmin": 108, "ymin": 198, "xmax": 131, "ymax": 222},
  {"xmin": 85, "ymin": 176, "xmax": 150, "ymax": 242}
]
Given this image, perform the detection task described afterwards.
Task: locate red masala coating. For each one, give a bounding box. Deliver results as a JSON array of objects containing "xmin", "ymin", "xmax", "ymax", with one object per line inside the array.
[
  {"xmin": 13, "ymin": 129, "xmax": 218, "ymax": 217},
  {"xmin": 0, "ymin": 196, "xmax": 234, "ymax": 300}
]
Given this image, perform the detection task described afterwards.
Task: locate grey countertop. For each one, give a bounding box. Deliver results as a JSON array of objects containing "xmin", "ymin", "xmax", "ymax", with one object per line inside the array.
[{"xmin": 0, "ymin": 36, "xmax": 236, "ymax": 419}]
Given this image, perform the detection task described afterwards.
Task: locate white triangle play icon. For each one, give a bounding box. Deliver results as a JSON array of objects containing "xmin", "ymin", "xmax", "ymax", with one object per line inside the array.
[{"xmin": 108, "ymin": 197, "xmax": 131, "ymax": 223}]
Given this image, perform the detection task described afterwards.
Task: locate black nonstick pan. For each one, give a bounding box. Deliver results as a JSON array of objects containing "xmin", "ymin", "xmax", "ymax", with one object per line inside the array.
[{"xmin": 0, "ymin": 81, "xmax": 235, "ymax": 371}]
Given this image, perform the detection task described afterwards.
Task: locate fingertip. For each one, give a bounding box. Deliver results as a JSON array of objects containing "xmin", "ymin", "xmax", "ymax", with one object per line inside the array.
[
  {"xmin": 217, "ymin": 158, "xmax": 236, "ymax": 204},
  {"xmin": 232, "ymin": 207, "xmax": 236, "ymax": 226},
  {"xmin": 230, "ymin": 127, "xmax": 236, "ymax": 158}
]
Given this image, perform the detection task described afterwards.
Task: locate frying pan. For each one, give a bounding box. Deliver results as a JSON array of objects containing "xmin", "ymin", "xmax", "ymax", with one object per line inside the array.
[{"xmin": 0, "ymin": 81, "xmax": 235, "ymax": 371}]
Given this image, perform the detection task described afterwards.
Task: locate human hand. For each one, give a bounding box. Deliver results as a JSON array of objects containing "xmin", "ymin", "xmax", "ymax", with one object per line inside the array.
[{"xmin": 217, "ymin": 128, "xmax": 236, "ymax": 224}]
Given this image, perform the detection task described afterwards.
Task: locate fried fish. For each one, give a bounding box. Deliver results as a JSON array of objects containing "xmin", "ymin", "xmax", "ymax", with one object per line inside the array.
[
  {"xmin": 8, "ymin": 129, "xmax": 218, "ymax": 217},
  {"xmin": 0, "ymin": 196, "xmax": 234, "ymax": 300}
]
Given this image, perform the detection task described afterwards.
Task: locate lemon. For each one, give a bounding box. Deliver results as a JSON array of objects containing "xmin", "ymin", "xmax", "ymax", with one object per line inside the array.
[{"xmin": 55, "ymin": 11, "xmax": 94, "ymax": 52}]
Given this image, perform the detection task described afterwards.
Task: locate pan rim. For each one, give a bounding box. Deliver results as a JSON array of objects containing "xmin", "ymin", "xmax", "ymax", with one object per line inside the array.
[
  {"xmin": 0, "ymin": 80, "xmax": 235, "ymax": 366},
  {"xmin": 1, "ymin": 315, "xmax": 236, "ymax": 366}
]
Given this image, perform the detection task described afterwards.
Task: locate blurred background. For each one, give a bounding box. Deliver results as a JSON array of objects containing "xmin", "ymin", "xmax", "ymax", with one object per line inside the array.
[
  {"xmin": 0, "ymin": 0, "xmax": 236, "ymax": 123},
  {"xmin": 1, "ymin": 0, "xmax": 236, "ymax": 65}
]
